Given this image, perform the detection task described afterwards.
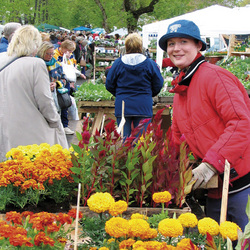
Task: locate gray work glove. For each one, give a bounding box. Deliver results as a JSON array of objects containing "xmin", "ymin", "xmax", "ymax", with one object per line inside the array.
[{"xmin": 191, "ymin": 162, "xmax": 217, "ymax": 190}]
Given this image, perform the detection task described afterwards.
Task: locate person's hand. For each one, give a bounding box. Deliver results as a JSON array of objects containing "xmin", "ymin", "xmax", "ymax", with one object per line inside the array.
[
  {"xmin": 190, "ymin": 162, "xmax": 217, "ymax": 190},
  {"xmin": 50, "ymin": 82, "xmax": 56, "ymax": 91},
  {"xmin": 70, "ymin": 82, "xmax": 75, "ymax": 89},
  {"xmin": 80, "ymin": 73, "xmax": 86, "ymax": 79}
]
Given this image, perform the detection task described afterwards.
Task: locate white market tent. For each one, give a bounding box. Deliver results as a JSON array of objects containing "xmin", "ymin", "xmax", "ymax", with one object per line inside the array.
[
  {"xmin": 142, "ymin": 4, "xmax": 250, "ymax": 68},
  {"xmin": 108, "ymin": 28, "xmax": 128, "ymax": 37}
]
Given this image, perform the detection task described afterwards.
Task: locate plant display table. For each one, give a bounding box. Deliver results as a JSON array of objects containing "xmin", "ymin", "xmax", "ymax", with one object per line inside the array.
[{"xmin": 77, "ymin": 100, "xmax": 171, "ymax": 135}]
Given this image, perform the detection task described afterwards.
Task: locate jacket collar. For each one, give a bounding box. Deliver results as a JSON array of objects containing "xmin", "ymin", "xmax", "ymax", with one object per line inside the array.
[{"xmin": 169, "ymin": 54, "xmax": 205, "ymax": 94}]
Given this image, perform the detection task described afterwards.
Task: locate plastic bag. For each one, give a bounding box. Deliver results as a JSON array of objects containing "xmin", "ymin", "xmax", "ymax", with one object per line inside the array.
[
  {"xmin": 61, "ymin": 54, "xmax": 77, "ymax": 82},
  {"xmin": 68, "ymin": 96, "xmax": 79, "ymax": 120}
]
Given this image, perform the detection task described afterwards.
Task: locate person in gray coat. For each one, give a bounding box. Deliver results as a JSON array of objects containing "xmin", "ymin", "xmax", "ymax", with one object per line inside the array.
[{"xmin": 0, "ymin": 25, "xmax": 68, "ymax": 161}]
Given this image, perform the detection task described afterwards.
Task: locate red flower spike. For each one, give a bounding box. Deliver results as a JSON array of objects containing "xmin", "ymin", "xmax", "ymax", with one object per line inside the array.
[{"xmin": 206, "ymin": 232, "xmax": 217, "ymax": 249}]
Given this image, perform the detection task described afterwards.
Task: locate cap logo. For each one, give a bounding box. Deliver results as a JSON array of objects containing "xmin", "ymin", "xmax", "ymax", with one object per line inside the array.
[{"xmin": 169, "ymin": 24, "xmax": 181, "ymax": 33}]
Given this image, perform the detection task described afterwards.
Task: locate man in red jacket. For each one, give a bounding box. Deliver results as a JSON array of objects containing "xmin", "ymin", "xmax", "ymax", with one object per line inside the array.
[{"xmin": 159, "ymin": 19, "xmax": 250, "ymax": 233}]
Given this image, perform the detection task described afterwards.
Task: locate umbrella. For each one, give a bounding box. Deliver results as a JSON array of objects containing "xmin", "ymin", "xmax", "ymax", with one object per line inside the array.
[
  {"xmin": 73, "ymin": 26, "xmax": 92, "ymax": 31},
  {"xmin": 36, "ymin": 23, "xmax": 60, "ymax": 31},
  {"xmin": 91, "ymin": 28, "xmax": 105, "ymax": 34}
]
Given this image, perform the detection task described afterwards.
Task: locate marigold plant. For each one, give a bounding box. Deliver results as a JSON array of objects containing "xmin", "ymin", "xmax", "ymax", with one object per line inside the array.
[
  {"xmin": 0, "ymin": 143, "xmax": 75, "ymax": 210},
  {"xmin": 178, "ymin": 212, "xmax": 198, "ymax": 228},
  {"xmin": 220, "ymin": 221, "xmax": 241, "ymax": 241},
  {"xmin": 158, "ymin": 218, "xmax": 183, "ymax": 238},
  {"xmin": 87, "ymin": 192, "xmax": 115, "ymax": 213},
  {"xmin": 105, "ymin": 217, "xmax": 129, "ymax": 238},
  {"xmin": 109, "ymin": 200, "xmax": 128, "ymax": 216},
  {"xmin": 198, "ymin": 217, "xmax": 220, "ymax": 236}
]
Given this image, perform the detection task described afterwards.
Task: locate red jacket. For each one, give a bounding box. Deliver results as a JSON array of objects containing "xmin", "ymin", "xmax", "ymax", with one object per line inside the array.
[{"xmin": 171, "ymin": 62, "xmax": 250, "ymax": 198}]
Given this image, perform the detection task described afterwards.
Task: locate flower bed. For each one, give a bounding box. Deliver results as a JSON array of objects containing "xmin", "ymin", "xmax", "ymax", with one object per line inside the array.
[
  {"xmin": 0, "ymin": 144, "xmax": 76, "ymax": 212},
  {"xmin": 71, "ymin": 109, "xmax": 194, "ymax": 209},
  {"xmin": 74, "ymin": 192, "xmax": 250, "ymax": 249},
  {"xmin": 0, "ymin": 208, "xmax": 82, "ymax": 249}
]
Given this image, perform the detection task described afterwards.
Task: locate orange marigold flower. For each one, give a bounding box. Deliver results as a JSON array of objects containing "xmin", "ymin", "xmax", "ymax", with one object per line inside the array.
[
  {"xmin": 14, "ymin": 227, "xmax": 28, "ymax": 236},
  {"xmin": 68, "ymin": 209, "xmax": 83, "ymax": 219},
  {"xmin": 21, "ymin": 211, "xmax": 34, "ymax": 218},
  {"xmin": 6, "ymin": 211, "xmax": 22, "ymax": 225},
  {"xmin": 0, "ymin": 224, "xmax": 15, "ymax": 238},
  {"xmin": 47, "ymin": 223, "xmax": 61, "ymax": 233},
  {"xmin": 119, "ymin": 238, "xmax": 136, "ymax": 249},
  {"xmin": 57, "ymin": 213, "xmax": 72, "ymax": 225},
  {"xmin": 9, "ymin": 234, "xmax": 33, "ymax": 247},
  {"xmin": 34, "ymin": 232, "xmax": 55, "ymax": 247},
  {"xmin": 0, "ymin": 176, "xmax": 10, "ymax": 187},
  {"xmin": 176, "ymin": 238, "xmax": 198, "ymax": 250},
  {"xmin": 58, "ymin": 237, "xmax": 67, "ymax": 244},
  {"xmin": 152, "ymin": 191, "xmax": 172, "ymax": 203}
]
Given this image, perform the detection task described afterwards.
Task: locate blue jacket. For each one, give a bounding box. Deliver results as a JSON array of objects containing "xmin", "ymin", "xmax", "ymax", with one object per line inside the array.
[
  {"xmin": 0, "ymin": 37, "xmax": 8, "ymax": 53},
  {"xmin": 106, "ymin": 54, "xmax": 163, "ymax": 117}
]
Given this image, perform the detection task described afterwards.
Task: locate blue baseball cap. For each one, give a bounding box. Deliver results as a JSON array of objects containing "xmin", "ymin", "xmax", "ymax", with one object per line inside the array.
[{"xmin": 159, "ymin": 19, "xmax": 206, "ymax": 51}]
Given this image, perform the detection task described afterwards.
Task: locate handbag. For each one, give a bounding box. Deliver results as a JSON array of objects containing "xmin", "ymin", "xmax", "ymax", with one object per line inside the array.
[
  {"xmin": 80, "ymin": 56, "xmax": 86, "ymax": 67},
  {"xmin": 57, "ymin": 88, "xmax": 72, "ymax": 110},
  {"xmin": 61, "ymin": 54, "xmax": 77, "ymax": 82}
]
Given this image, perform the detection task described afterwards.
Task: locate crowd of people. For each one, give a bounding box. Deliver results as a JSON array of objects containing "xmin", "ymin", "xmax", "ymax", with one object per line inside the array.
[{"xmin": 0, "ymin": 21, "xmax": 249, "ymax": 245}]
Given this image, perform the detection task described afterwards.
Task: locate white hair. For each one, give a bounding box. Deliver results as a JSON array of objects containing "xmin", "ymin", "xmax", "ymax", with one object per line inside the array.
[{"xmin": 7, "ymin": 25, "xmax": 42, "ymax": 57}]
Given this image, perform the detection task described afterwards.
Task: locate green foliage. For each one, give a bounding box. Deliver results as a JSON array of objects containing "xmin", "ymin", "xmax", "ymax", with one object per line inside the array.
[
  {"xmin": 236, "ymin": 195, "xmax": 250, "ymax": 250},
  {"xmin": 73, "ymin": 81, "xmax": 114, "ymax": 102},
  {"xmin": 147, "ymin": 209, "xmax": 169, "ymax": 228},
  {"xmin": 79, "ymin": 214, "xmax": 111, "ymax": 248},
  {"xmin": 218, "ymin": 56, "xmax": 250, "ymax": 89}
]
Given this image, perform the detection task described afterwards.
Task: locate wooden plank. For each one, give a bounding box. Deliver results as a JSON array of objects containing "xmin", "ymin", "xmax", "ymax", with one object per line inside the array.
[
  {"xmin": 77, "ymin": 101, "xmax": 115, "ymax": 108},
  {"xmin": 91, "ymin": 109, "xmax": 105, "ymax": 136},
  {"xmin": 71, "ymin": 204, "xmax": 191, "ymax": 219},
  {"xmin": 220, "ymin": 160, "xmax": 230, "ymax": 224}
]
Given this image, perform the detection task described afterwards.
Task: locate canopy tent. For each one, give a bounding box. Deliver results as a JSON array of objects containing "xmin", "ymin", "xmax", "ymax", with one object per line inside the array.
[
  {"xmin": 108, "ymin": 28, "xmax": 128, "ymax": 37},
  {"xmin": 142, "ymin": 4, "xmax": 250, "ymax": 68},
  {"xmin": 59, "ymin": 27, "xmax": 70, "ymax": 33},
  {"xmin": 36, "ymin": 23, "xmax": 60, "ymax": 31},
  {"xmin": 72, "ymin": 26, "xmax": 92, "ymax": 31}
]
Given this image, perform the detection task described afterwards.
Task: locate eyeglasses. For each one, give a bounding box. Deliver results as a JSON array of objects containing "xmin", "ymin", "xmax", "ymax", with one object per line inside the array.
[{"xmin": 46, "ymin": 52, "xmax": 54, "ymax": 56}]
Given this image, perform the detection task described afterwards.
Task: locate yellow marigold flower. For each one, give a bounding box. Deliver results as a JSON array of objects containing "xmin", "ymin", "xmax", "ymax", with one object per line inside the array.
[
  {"xmin": 131, "ymin": 213, "xmax": 148, "ymax": 220},
  {"xmin": 107, "ymin": 238, "xmax": 115, "ymax": 243},
  {"xmin": 89, "ymin": 248, "xmax": 97, "ymax": 250},
  {"xmin": 198, "ymin": 217, "xmax": 220, "ymax": 236},
  {"xmin": 119, "ymin": 238, "xmax": 136, "ymax": 249},
  {"xmin": 220, "ymin": 221, "xmax": 241, "ymax": 241},
  {"xmin": 105, "ymin": 217, "xmax": 129, "ymax": 238},
  {"xmin": 140, "ymin": 228, "xmax": 158, "ymax": 240},
  {"xmin": 133, "ymin": 240, "xmax": 171, "ymax": 250},
  {"xmin": 87, "ymin": 192, "xmax": 115, "ymax": 213},
  {"xmin": 109, "ymin": 200, "xmax": 128, "ymax": 216},
  {"xmin": 152, "ymin": 191, "xmax": 172, "ymax": 203},
  {"xmin": 178, "ymin": 213, "xmax": 198, "ymax": 228},
  {"xmin": 128, "ymin": 218, "xmax": 151, "ymax": 238},
  {"xmin": 176, "ymin": 238, "xmax": 198, "ymax": 250},
  {"xmin": 99, "ymin": 247, "xmax": 109, "ymax": 250},
  {"xmin": 132, "ymin": 241, "xmax": 145, "ymax": 249},
  {"xmin": 158, "ymin": 218, "xmax": 183, "ymax": 237}
]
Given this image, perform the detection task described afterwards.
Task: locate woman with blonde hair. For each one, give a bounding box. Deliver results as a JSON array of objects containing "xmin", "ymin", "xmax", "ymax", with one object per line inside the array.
[
  {"xmin": 0, "ymin": 25, "xmax": 68, "ymax": 161},
  {"xmin": 106, "ymin": 33, "xmax": 163, "ymax": 138}
]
